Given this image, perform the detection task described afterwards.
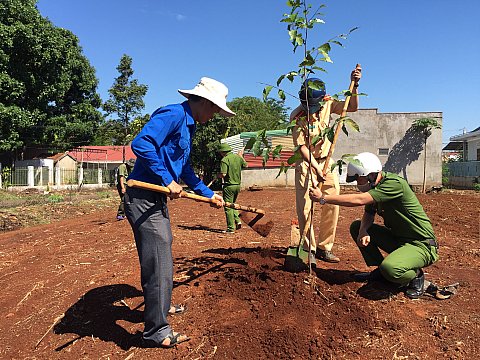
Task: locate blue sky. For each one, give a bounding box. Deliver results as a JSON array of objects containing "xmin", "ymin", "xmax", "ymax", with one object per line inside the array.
[{"xmin": 36, "ymin": 0, "xmax": 480, "ymax": 145}]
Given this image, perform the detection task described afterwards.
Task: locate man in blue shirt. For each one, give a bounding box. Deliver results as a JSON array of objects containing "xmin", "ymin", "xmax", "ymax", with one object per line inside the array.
[{"xmin": 125, "ymin": 77, "xmax": 234, "ymax": 348}]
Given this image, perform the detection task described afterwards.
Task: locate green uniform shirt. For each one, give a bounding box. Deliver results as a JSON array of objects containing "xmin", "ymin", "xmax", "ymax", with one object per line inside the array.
[
  {"xmin": 365, "ymin": 172, "xmax": 436, "ymax": 242},
  {"xmin": 220, "ymin": 153, "xmax": 248, "ymax": 186},
  {"xmin": 117, "ymin": 163, "xmax": 129, "ymax": 186}
]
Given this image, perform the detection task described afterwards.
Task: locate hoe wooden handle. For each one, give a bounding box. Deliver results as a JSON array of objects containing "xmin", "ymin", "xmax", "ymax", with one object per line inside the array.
[{"xmin": 127, "ymin": 179, "xmax": 265, "ymax": 215}]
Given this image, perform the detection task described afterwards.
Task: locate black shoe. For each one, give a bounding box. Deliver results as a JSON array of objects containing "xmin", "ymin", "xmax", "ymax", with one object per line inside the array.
[
  {"xmin": 316, "ymin": 249, "xmax": 340, "ymax": 263},
  {"xmin": 352, "ymin": 268, "xmax": 383, "ymax": 283},
  {"xmin": 405, "ymin": 269, "xmax": 425, "ymax": 299}
]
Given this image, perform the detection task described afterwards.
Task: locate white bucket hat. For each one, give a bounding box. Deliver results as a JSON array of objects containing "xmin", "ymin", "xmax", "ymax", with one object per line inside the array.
[{"xmin": 178, "ymin": 77, "xmax": 236, "ymax": 117}]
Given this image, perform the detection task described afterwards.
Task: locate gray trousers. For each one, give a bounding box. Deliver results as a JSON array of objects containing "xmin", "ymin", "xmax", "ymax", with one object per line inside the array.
[{"xmin": 125, "ymin": 187, "xmax": 173, "ymax": 343}]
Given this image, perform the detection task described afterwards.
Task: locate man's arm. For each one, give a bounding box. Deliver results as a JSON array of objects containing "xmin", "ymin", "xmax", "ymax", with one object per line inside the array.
[
  {"xmin": 119, "ymin": 175, "xmax": 126, "ymax": 193},
  {"xmin": 309, "ymin": 189, "xmax": 375, "ymax": 207},
  {"xmin": 331, "ymin": 65, "xmax": 362, "ymax": 114},
  {"xmin": 357, "ymin": 211, "xmax": 375, "ymax": 247}
]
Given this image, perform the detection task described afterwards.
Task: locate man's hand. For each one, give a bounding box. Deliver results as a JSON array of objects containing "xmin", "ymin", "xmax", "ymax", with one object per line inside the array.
[
  {"xmin": 309, "ymin": 186, "xmax": 323, "ymax": 202},
  {"xmin": 166, "ymin": 180, "xmax": 183, "ymax": 199},
  {"xmin": 211, "ymin": 193, "xmax": 225, "ymax": 208},
  {"xmin": 121, "ymin": 187, "xmax": 126, "ymax": 194},
  {"xmin": 356, "ymin": 234, "xmax": 370, "ymax": 247},
  {"xmin": 351, "ymin": 64, "xmax": 362, "ymax": 84}
]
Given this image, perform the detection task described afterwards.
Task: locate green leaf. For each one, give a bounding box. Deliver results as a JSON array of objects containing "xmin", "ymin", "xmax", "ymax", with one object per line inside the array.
[
  {"xmin": 329, "ymin": 40, "xmax": 343, "ymax": 47},
  {"xmin": 312, "ymin": 66, "xmax": 327, "ymax": 73},
  {"xmin": 287, "ymin": 152, "xmax": 302, "ymax": 165},
  {"xmin": 308, "ymin": 79, "xmax": 325, "ymax": 91},
  {"xmin": 318, "ymin": 43, "xmax": 331, "ymax": 54},
  {"xmin": 272, "ymin": 144, "xmax": 283, "ymax": 159},
  {"xmin": 286, "ymin": 71, "xmax": 298, "ymax": 82},
  {"xmin": 311, "ymin": 134, "xmax": 321, "ymax": 145},
  {"xmin": 244, "ymin": 136, "xmax": 256, "ymax": 151},
  {"xmin": 278, "ymin": 89, "xmax": 286, "ymax": 101},
  {"xmin": 344, "ymin": 118, "xmax": 360, "ymax": 132},
  {"xmin": 296, "ymin": 34, "xmax": 304, "ymax": 46},
  {"xmin": 263, "ymin": 86, "xmax": 273, "ymax": 101},
  {"xmin": 252, "ymin": 140, "xmax": 262, "ymax": 156},
  {"xmin": 341, "ymin": 124, "xmax": 349, "ymax": 137},
  {"xmin": 276, "ymin": 75, "xmax": 286, "ymax": 86},
  {"xmin": 326, "ymin": 127, "xmax": 334, "ymax": 143},
  {"xmin": 300, "ymin": 53, "xmax": 315, "ymax": 66},
  {"xmin": 288, "ymin": 29, "xmax": 297, "ymax": 42}
]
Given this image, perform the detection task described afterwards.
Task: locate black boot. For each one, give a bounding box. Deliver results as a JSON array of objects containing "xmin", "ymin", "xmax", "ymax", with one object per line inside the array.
[
  {"xmin": 405, "ymin": 269, "xmax": 425, "ymax": 299},
  {"xmin": 352, "ymin": 268, "xmax": 383, "ymax": 282}
]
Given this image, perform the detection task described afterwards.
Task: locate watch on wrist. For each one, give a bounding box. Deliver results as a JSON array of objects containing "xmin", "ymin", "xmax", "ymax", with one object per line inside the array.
[{"xmin": 320, "ymin": 197, "xmax": 326, "ymax": 205}]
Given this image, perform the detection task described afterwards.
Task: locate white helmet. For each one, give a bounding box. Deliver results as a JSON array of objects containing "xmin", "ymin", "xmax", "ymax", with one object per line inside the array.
[{"xmin": 346, "ymin": 152, "xmax": 382, "ymax": 182}]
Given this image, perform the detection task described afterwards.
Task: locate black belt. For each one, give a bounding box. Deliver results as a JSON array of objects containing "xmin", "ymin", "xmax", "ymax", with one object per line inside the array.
[{"xmin": 425, "ymin": 238, "xmax": 439, "ymax": 248}]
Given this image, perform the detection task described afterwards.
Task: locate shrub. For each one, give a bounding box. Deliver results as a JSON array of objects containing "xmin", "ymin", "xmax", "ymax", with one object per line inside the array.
[{"xmin": 47, "ymin": 194, "xmax": 64, "ymax": 203}]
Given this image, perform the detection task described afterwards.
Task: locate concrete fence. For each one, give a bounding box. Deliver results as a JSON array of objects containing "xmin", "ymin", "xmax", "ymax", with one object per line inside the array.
[
  {"xmin": 2, "ymin": 166, "xmax": 116, "ymax": 192},
  {"xmin": 446, "ymin": 161, "xmax": 480, "ymax": 189}
]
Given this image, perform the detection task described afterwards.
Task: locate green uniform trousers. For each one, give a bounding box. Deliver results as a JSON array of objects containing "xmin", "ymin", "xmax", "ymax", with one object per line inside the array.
[
  {"xmin": 223, "ymin": 184, "xmax": 241, "ymax": 232},
  {"xmin": 350, "ymin": 220, "xmax": 439, "ymax": 285}
]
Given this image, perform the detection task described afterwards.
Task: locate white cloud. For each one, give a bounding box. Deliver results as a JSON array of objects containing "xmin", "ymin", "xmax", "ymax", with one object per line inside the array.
[{"xmin": 175, "ymin": 13, "xmax": 186, "ymax": 21}]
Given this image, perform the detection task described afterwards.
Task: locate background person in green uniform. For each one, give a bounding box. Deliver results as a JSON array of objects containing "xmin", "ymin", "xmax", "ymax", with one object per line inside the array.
[
  {"xmin": 309, "ymin": 152, "xmax": 439, "ymax": 299},
  {"xmin": 217, "ymin": 143, "xmax": 248, "ymax": 233},
  {"xmin": 116, "ymin": 158, "xmax": 135, "ymax": 220}
]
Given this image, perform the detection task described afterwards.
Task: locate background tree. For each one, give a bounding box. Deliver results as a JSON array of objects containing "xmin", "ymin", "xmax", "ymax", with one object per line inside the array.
[
  {"xmin": 103, "ymin": 54, "xmax": 148, "ymax": 162},
  {"xmin": 190, "ymin": 96, "xmax": 288, "ymax": 185},
  {"xmin": 412, "ymin": 117, "xmax": 442, "ymax": 193},
  {"xmin": 0, "ymin": 0, "xmax": 103, "ymax": 161}
]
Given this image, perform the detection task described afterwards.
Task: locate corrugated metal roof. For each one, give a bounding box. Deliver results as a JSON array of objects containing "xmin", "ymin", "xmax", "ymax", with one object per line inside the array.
[
  {"xmin": 221, "ymin": 134, "xmax": 244, "ymax": 154},
  {"xmin": 243, "ymin": 150, "xmax": 296, "ymax": 169},
  {"xmin": 240, "ymin": 129, "xmax": 290, "ymax": 139},
  {"xmin": 68, "ymin": 146, "xmax": 136, "ymax": 163}
]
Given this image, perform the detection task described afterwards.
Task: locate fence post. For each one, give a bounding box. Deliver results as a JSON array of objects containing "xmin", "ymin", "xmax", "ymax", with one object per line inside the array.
[
  {"xmin": 27, "ymin": 166, "xmax": 34, "ymax": 187},
  {"xmin": 98, "ymin": 168, "xmax": 103, "ymax": 185},
  {"xmin": 55, "ymin": 167, "xmax": 61, "ymax": 186},
  {"xmin": 78, "ymin": 167, "xmax": 84, "ymax": 186}
]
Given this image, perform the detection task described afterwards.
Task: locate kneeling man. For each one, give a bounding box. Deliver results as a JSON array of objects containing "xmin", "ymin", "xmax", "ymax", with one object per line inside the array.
[{"xmin": 309, "ymin": 152, "xmax": 439, "ymax": 299}]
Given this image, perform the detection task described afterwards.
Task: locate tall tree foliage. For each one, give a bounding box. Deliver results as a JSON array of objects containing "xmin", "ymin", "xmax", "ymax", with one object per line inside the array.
[
  {"xmin": 412, "ymin": 117, "xmax": 441, "ymax": 193},
  {"xmin": 0, "ymin": 0, "xmax": 103, "ymax": 158},
  {"xmin": 103, "ymin": 54, "xmax": 148, "ymax": 161},
  {"xmin": 190, "ymin": 96, "xmax": 288, "ymax": 184}
]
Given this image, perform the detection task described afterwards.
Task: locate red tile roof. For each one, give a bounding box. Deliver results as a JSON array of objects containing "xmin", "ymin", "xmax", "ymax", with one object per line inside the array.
[
  {"xmin": 243, "ymin": 150, "xmax": 296, "ymax": 169},
  {"xmin": 68, "ymin": 146, "xmax": 136, "ymax": 163}
]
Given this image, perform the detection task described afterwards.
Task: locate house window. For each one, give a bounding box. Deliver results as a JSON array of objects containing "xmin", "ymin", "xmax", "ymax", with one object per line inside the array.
[
  {"xmin": 477, "ymin": 148, "xmax": 480, "ymax": 161},
  {"xmin": 378, "ymin": 148, "xmax": 389, "ymax": 156}
]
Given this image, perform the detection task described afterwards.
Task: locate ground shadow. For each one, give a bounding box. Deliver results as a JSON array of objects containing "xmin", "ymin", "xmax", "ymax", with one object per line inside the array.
[
  {"xmin": 177, "ymin": 224, "xmax": 224, "ymax": 233},
  {"xmin": 53, "ymin": 284, "xmax": 143, "ymax": 351},
  {"xmin": 314, "ymin": 267, "xmax": 360, "ymax": 286},
  {"xmin": 356, "ymin": 281, "xmax": 404, "ymax": 300},
  {"xmin": 383, "ymin": 126, "xmax": 424, "ymax": 181}
]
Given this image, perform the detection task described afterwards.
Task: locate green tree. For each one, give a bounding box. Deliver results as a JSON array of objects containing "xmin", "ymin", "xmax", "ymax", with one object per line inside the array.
[
  {"xmin": 229, "ymin": 97, "xmax": 288, "ymax": 132},
  {"xmin": 412, "ymin": 117, "xmax": 442, "ymax": 193},
  {"xmin": 103, "ymin": 54, "xmax": 148, "ymax": 161},
  {"xmin": 190, "ymin": 96, "xmax": 288, "ymax": 184},
  {"xmin": 0, "ymin": 0, "xmax": 103, "ymax": 159}
]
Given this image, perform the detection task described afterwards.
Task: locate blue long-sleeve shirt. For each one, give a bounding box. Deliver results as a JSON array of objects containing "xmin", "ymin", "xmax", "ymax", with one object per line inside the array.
[{"xmin": 128, "ymin": 101, "xmax": 214, "ymax": 198}]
